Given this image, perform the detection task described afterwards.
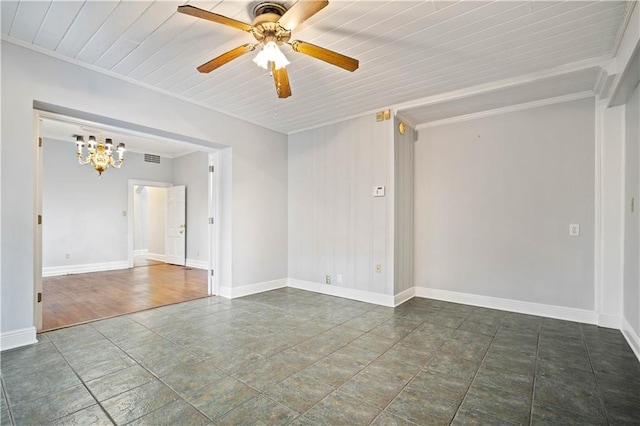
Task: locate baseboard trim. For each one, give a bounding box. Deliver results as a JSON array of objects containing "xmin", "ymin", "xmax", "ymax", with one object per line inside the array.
[
  {"xmin": 622, "ymin": 317, "xmax": 640, "ymax": 363},
  {"xmin": 288, "ymin": 279, "xmax": 395, "ymax": 307},
  {"xmin": 133, "ymin": 249, "xmax": 148, "ymax": 257},
  {"xmin": 414, "ymin": 286, "xmax": 598, "ymax": 324},
  {"xmin": 42, "ymin": 261, "xmax": 129, "ymax": 277},
  {"xmin": 146, "ymin": 253, "xmax": 166, "ymax": 262},
  {"xmin": 219, "ymin": 278, "xmax": 288, "ymax": 299},
  {"xmin": 0, "ymin": 327, "xmax": 37, "ymax": 351},
  {"xmin": 394, "ymin": 287, "xmax": 415, "ymax": 307},
  {"xmin": 186, "ymin": 259, "xmax": 208, "ymax": 270},
  {"xmin": 598, "ymin": 314, "xmax": 622, "ymax": 329}
]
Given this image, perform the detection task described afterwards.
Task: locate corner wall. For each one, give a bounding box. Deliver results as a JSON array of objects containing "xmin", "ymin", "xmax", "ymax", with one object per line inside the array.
[
  {"xmin": 623, "ymin": 83, "xmax": 640, "ymax": 350},
  {"xmin": 394, "ymin": 118, "xmax": 416, "ymax": 301},
  {"xmin": 415, "ymin": 98, "xmax": 596, "ymax": 317},
  {"xmin": 288, "ymin": 114, "xmax": 395, "ymax": 301}
]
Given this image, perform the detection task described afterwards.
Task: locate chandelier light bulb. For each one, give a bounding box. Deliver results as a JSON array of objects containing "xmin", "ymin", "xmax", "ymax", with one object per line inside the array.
[{"xmin": 75, "ymin": 133, "xmax": 126, "ymax": 177}]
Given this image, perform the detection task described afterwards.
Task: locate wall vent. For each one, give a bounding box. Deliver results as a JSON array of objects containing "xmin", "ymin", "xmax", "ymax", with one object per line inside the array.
[{"xmin": 144, "ymin": 154, "xmax": 161, "ymax": 164}]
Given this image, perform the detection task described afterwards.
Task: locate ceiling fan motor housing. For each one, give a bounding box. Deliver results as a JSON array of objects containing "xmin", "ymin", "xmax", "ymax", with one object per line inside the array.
[{"xmin": 252, "ymin": 2, "xmax": 291, "ymax": 44}]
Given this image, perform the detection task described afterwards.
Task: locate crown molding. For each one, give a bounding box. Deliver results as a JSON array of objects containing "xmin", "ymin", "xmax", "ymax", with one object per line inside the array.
[{"xmin": 416, "ymin": 91, "xmax": 594, "ymax": 130}]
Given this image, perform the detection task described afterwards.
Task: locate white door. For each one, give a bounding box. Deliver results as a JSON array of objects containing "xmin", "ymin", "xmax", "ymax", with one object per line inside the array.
[{"xmin": 166, "ymin": 185, "xmax": 186, "ymax": 265}]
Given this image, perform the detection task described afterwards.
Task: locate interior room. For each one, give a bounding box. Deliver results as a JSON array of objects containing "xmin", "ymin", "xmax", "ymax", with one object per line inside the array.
[
  {"xmin": 1, "ymin": 1, "xmax": 639, "ymax": 425},
  {"xmin": 38, "ymin": 119, "xmax": 212, "ymax": 330}
]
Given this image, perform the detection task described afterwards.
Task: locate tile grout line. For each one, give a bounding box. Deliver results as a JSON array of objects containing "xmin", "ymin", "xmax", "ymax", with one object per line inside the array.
[
  {"xmin": 0, "ymin": 376, "xmax": 16, "ymax": 426},
  {"xmin": 527, "ymin": 317, "xmax": 542, "ymax": 426},
  {"xmin": 370, "ymin": 306, "xmax": 470, "ymax": 425},
  {"xmin": 449, "ymin": 314, "xmax": 502, "ymax": 425},
  {"xmin": 580, "ymin": 323, "xmax": 611, "ymax": 425},
  {"xmin": 287, "ymin": 307, "xmax": 437, "ymax": 425},
  {"xmin": 88, "ymin": 309, "xmax": 229, "ymax": 424},
  {"xmin": 45, "ymin": 334, "xmax": 118, "ymax": 425}
]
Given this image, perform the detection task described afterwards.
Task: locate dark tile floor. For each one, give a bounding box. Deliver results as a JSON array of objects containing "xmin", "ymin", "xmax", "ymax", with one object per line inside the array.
[{"xmin": 1, "ymin": 288, "xmax": 639, "ymax": 425}]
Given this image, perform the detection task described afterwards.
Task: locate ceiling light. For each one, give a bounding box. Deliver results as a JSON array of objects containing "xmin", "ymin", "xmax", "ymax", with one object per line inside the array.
[
  {"xmin": 253, "ymin": 41, "xmax": 290, "ymax": 70},
  {"xmin": 75, "ymin": 133, "xmax": 125, "ymax": 177}
]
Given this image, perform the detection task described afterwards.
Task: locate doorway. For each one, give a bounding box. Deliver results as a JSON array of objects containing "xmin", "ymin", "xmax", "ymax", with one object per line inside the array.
[
  {"xmin": 130, "ymin": 183, "xmax": 171, "ymax": 268},
  {"xmin": 35, "ymin": 111, "xmax": 221, "ymax": 331}
]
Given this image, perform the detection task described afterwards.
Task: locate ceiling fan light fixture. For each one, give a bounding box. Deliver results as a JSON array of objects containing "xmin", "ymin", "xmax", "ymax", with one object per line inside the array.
[{"xmin": 253, "ymin": 41, "xmax": 290, "ymax": 70}]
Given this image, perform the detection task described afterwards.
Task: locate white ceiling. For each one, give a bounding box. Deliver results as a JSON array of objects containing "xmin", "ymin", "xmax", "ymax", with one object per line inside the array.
[{"xmin": 1, "ymin": 1, "xmax": 632, "ymax": 134}]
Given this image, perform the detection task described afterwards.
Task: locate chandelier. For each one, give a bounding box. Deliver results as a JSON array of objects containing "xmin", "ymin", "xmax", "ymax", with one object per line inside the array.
[{"xmin": 75, "ymin": 133, "xmax": 126, "ymax": 176}]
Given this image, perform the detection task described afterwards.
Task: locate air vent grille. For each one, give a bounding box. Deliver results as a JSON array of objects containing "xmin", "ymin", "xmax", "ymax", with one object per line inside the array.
[{"xmin": 144, "ymin": 154, "xmax": 161, "ymax": 164}]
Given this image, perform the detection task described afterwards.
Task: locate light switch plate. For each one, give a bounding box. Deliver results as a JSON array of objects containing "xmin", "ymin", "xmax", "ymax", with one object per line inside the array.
[
  {"xmin": 373, "ymin": 186, "xmax": 385, "ymax": 197},
  {"xmin": 569, "ymin": 224, "xmax": 580, "ymax": 236}
]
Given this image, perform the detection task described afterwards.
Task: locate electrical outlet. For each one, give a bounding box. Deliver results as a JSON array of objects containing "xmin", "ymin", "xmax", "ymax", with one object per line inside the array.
[
  {"xmin": 375, "ymin": 264, "xmax": 382, "ymax": 273},
  {"xmin": 337, "ymin": 274, "xmax": 343, "ymax": 284},
  {"xmin": 325, "ymin": 275, "xmax": 332, "ymax": 285},
  {"xmin": 65, "ymin": 253, "xmax": 70, "ymax": 259},
  {"xmin": 569, "ymin": 224, "xmax": 580, "ymax": 236}
]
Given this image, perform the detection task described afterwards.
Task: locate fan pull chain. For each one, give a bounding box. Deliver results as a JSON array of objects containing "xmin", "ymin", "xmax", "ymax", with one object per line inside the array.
[{"xmin": 273, "ymin": 96, "xmax": 279, "ymax": 119}]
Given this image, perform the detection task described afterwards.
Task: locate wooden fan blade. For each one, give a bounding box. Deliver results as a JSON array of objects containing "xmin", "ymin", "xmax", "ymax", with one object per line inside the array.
[
  {"xmin": 177, "ymin": 5, "xmax": 253, "ymax": 32},
  {"xmin": 197, "ymin": 44, "xmax": 256, "ymax": 73},
  {"xmin": 272, "ymin": 63, "xmax": 292, "ymax": 98},
  {"xmin": 290, "ymin": 40, "xmax": 359, "ymax": 72},
  {"xmin": 278, "ymin": 0, "xmax": 328, "ymax": 31}
]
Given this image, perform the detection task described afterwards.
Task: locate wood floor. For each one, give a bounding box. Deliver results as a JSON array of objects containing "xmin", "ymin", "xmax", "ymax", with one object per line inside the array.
[{"xmin": 42, "ymin": 263, "xmax": 208, "ymax": 331}]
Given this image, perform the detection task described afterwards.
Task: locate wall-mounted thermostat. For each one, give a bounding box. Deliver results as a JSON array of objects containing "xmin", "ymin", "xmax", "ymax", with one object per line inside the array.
[{"xmin": 373, "ymin": 186, "xmax": 385, "ymax": 197}]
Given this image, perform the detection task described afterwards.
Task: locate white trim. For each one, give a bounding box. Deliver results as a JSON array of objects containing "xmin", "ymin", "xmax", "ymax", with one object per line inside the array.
[
  {"xmin": 622, "ymin": 317, "xmax": 640, "ymax": 363},
  {"xmin": 394, "ymin": 287, "xmax": 415, "ymax": 307},
  {"xmin": 0, "ymin": 327, "xmax": 37, "ymax": 351},
  {"xmin": 394, "ymin": 57, "xmax": 609, "ymax": 113},
  {"xmin": 36, "ymin": 110, "xmax": 210, "ymax": 158},
  {"xmin": 219, "ymin": 278, "xmax": 288, "ymax": 299},
  {"xmin": 186, "ymin": 259, "xmax": 208, "ymax": 270},
  {"xmin": 42, "ymin": 261, "xmax": 129, "ymax": 277},
  {"xmin": 414, "ymin": 286, "xmax": 598, "ymax": 325},
  {"xmin": 611, "ymin": 1, "xmax": 637, "ymax": 58},
  {"xmin": 594, "ymin": 98, "xmax": 603, "ymax": 330},
  {"xmin": 416, "ymin": 92, "xmax": 594, "ymax": 129},
  {"xmin": 598, "ymin": 314, "xmax": 621, "ymax": 329},
  {"xmin": 133, "ymin": 249, "xmax": 148, "ymax": 257},
  {"xmin": 288, "ymin": 279, "xmax": 395, "ymax": 307},
  {"xmin": 146, "ymin": 253, "xmax": 166, "ymax": 263}
]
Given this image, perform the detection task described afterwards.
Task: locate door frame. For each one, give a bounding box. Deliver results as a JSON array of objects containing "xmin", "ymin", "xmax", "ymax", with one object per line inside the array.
[
  {"xmin": 33, "ymin": 112, "xmax": 43, "ymax": 331},
  {"xmin": 34, "ymin": 109, "xmax": 222, "ymax": 331},
  {"xmin": 208, "ymin": 152, "xmax": 220, "ymax": 296},
  {"xmin": 127, "ymin": 180, "xmax": 172, "ymax": 268}
]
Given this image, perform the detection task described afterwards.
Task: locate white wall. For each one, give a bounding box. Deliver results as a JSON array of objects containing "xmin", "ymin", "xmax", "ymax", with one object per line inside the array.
[
  {"xmin": 394, "ymin": 118, "xmax": 416, "ymax": 296},
  {"xmin": 599, "ymin": 102, "xmax": 626, "ymax": 327},
  {"xmin": 42, "ymin": 138, "xmax": 174, "ymax": 270},
  {"xmin": 173, "ymin": 152, "xmax": 209, "ymax": 265},
  {"xmin": 146, "ymin": 187, "xmax": 166, "ymax": 259},
  {"xmin": 624, "ymin": 83, "xmax": 640, "ymax": 336},
  {"xmin": 1, "ymin": 41, "xmax": 288, "ymax": 342},
  {"xmin": 415, "ymin": 98, "xmax": 595, "ymax": 310},
  {"xmin": 288, "ymin": 115, "xmax": 394, "ymax": 296}
]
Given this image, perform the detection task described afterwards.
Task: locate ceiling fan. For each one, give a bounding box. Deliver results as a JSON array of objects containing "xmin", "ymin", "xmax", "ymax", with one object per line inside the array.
[{"xmin": 177, "ymin": 1, "xmax": 359, "ymax": 99}]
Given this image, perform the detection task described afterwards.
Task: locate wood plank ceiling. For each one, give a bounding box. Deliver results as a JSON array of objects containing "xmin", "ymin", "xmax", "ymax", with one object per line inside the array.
[{"xmin": 1, "ymin": 1, "xmax": 630, "ymax": 133}]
